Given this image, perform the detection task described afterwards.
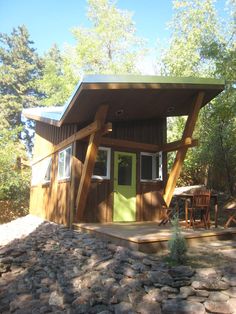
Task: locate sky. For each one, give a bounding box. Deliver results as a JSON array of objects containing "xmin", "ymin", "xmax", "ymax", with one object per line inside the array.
[
  {"xmin": 0, "ymin": 0, "xmax": 228, "ymax": 73},
  {"xmin": 0, "ymin": 0, "xmax": 173, "ymax": 54}
]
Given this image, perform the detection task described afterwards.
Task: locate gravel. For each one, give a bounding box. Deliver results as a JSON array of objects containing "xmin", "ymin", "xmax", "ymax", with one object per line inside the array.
[
  {"xmin": 0, "ymin": 215, "xmax": 236, "ymax": 314},
  {"xmin": 0, "ymin": 214, "xmax": 44, "ymax": 246}
]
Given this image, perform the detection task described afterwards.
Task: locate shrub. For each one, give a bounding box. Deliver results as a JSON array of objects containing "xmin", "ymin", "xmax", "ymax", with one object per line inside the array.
[
  {"xmin": 0, "ymin": 128, "xmax": 30, "ymax": 222},
  {"xmin": 168, "ymin": 215, "xmax": 187, "ymax": 264}
]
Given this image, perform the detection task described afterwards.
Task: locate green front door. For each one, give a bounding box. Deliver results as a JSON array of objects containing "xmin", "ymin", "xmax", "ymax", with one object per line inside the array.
[{"xmin": 113, "ymin": 151, "xmax": 136, "ymax": 222}]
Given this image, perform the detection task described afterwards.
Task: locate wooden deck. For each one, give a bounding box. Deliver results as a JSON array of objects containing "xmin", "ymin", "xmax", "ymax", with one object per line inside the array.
[{"xmin": 73, "ymin": 221, "xmax": 236, "ymax": 253}]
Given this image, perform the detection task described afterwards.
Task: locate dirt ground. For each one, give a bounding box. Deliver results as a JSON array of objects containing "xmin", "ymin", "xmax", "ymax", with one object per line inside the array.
[{"xmin": 0, "ymin": 201, "xmax": 28, "ymax": 224}]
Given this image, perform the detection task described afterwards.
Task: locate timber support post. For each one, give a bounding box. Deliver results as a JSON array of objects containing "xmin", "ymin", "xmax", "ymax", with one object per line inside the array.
[
  {"xmin": 163, "ymin": 92, "xmax": 205, "ymax": 206},
  {"xmin": 69, "ymin": 140, "xmax": 77, "ymax": 228},
  {"xmin": 75, "ymin": 105, "xmax": 109, "ymax": 222}
]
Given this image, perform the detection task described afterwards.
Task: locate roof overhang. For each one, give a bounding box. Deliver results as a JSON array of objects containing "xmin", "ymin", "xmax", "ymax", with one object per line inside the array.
[{"xmin": 23, "ymin": 75, "xmax": 225, "ymax": 127}]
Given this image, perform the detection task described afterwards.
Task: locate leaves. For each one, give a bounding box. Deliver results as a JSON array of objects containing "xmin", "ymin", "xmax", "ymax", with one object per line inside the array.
[
  {"xmin": 0, "ymin": 25, "xmax": 43, "ymax": 151},
  {"xmin": 162, "ymin": 0, "xmax": 236, "ymax": 195},
  {"xmin": 0, "ymin": 128, "xmax": 30, "ymax": 203},
  {"xmin": 36, "ymin": 45, "xmax": 73, "ymax": 107},
  {"xmin": 68, "ymin": 0, "xmax": 145, "ymax": 75}
]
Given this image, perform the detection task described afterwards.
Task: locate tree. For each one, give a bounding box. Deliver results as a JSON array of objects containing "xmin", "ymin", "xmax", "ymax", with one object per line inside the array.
[
  {"xmin": 37, "ymin": 44, "xmax": 75, "ymax": 107},
  {"xmin": 199, "ymin": 7, "xmax": 236, "ymax": 194},
  {"xmin": 66, "ymin": 0, "xmax": 145, "ymax": 75},
  {"xmin": 37, "ymin": 0, "xmax": 146, "ymax": 108},
  {"xmin": 161, "ymin": 0, "xmax": 219, "ymax": 77},
  {"xmin": 0, "ymin": 128, "xmax": 30, "ymax": 215},
  {"xmin": 160, "ymin": 0, "xmax": 236, "ymax": 195},
  {"xmin": 0, "ymin": 25, "xmax": 43, "ymax": 151}
]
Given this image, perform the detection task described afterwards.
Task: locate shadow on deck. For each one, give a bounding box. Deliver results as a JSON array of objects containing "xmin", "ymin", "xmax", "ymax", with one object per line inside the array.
[{"xmin": 73, "ymin": 221, "xmax": 236, "ymax": 253}]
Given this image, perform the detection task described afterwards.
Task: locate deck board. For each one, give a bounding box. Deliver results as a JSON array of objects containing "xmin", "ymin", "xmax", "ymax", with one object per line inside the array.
[{"xmin": 73, "ymin": 222, "xmax": 236, "ymax": 253}]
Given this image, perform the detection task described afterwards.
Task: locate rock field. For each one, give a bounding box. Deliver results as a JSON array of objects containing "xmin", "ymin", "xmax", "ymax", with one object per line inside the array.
[{"xmin": 0, "ymin": 215, "xmax": 236, "ymax": 313}]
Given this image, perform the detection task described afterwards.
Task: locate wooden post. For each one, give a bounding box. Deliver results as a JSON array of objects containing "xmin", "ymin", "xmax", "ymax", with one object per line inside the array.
[
  {"xmin": 75, "ymin": 105, "xmax": 109, "ymax": 221},
  {"xmin": 164, "ymin": 92, "xmax": 205, "ymax": 206},
  {"xmin": 69, "ymin": 140, "xmax": 77, "ymax": 228}
]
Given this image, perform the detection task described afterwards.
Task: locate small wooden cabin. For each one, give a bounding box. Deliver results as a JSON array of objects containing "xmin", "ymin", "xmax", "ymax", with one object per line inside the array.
[{"xmin": 23, "ymin": 75, "xmax": 224, "ymax": 226}]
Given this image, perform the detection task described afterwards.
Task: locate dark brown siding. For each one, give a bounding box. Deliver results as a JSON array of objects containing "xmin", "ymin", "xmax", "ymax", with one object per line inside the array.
[
  {"xmin": 137, "ymin": 182, "xmax": 164, "ymax": 221},
  {"xmin": 35, "ymin": 121, "xmax": 77, "ymax": 145},
  {"xmin": 30, "ymin": 149, "xmax": 72, "ymax": 226},
  {"xmin": 31, "ymin": 118, "xmax": 167, "ymax": 224},
  {"xmin": 73, "ymin": 142, "xmax": 113, "ymax": 223},
  {"xmin": 107, "ymin": 118, "xmax": 165, "ymax": 144}
]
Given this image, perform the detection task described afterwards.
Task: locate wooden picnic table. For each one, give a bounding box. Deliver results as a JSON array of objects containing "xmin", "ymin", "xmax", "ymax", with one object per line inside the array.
[{"xmin": 174, "ymin": 193, "xmax": 218, "ymax": 228}]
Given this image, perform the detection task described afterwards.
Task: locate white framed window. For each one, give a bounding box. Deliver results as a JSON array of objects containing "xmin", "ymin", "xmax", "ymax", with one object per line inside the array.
[
  {"xmin": 42, "ymin": 157, "xmax": 52, "ymax": 183},
  {"xmin": 31, "ymin": 156, "xmax": 52, "ymax": 186},
  {"xmin": 58, "ymin": 146, "xmax": 72, "ymax": 180},
  {"xmin": 92, "ymin": 147, "xmax": 111, "ymax": 180},
  {"xmin": 31, "ymin": 163, "xmax": 41, "ymax": 186},
  {"xmin": 140, "ymin": 152, "xmax": 163, "ymax": 181}
]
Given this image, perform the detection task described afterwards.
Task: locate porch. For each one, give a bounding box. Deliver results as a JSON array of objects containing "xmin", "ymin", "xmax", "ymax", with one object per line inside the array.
[{"xmin": 73, "ymin": 221, "xmax": 236, "ymax": 254}]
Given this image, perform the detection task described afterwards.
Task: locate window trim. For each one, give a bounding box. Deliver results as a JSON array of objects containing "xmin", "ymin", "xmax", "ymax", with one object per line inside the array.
[
  {"xmin": 42, "ymin": 157, "xmax": 52, "ymax": 184},
  {"xmin": 31, "ymin": 162, "xmax": 41, "ymax": 187},
  {"xmin": 58, "ymin": 145, "xmax": 72, "ymax": 181},
  {"xmin": 158, "ymin": 151, "xmax": 163, "ymax": 181},
  {"xmin": 92, "ymin": 146, "xmax": 111, "ymax": 180},
  {"xmin": 140, "ymin": 151, "xmax": 163, "ymax": 182}
]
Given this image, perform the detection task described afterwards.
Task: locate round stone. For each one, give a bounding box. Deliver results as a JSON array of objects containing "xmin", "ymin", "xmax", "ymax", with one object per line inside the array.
[
  {"xmin": 162, "ymin": 300, "xmax": 205, "ymax": 314},
  {"xmin": 204, "ymin": 301, "xmax": 233, "ymax": 314},
  {"xmin": 136, "ymin": 301, "xmax": 161, "ymax": 314},
  {"xmin": 208, "ymin": 291, "xmax": 229, "ymax": 302},
  {"xmin": 222, "ymin": 287, "xmax": 236, "ymax": 298}
]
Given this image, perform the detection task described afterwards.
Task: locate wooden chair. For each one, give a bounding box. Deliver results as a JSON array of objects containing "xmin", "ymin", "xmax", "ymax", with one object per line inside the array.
[
  {"xmin": 158, "ymin": 192, "xmax": 175, "ymax": 225},
  {"xmin": 188, "ymin": 190, "xmax": 211, "ymax": 229},
  {"xmin": 224, "ymin": 199, "xmax": 236, "ymax": 228}
]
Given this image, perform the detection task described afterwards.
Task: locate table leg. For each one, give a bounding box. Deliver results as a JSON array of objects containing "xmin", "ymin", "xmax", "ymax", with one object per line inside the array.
[
  {"xmin": 185, "ymin": 199, "xmax": 189, "ymax": 227},
  {"xmin": 215, "ymin": 203, "xmax": 218, "ymax": 228},
  {"xmin": 206, "ymin": 208, "xmax": 211, "ymax": 229}
]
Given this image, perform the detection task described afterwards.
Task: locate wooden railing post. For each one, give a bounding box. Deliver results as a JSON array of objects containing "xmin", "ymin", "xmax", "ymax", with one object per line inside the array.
[{"xmin": 164, "ymin": 92, "xmax": 205, "ymax": 206}]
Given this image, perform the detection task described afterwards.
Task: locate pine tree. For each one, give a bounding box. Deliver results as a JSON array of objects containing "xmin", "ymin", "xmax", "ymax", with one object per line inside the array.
[{"xmin": 0, "ymin": 25, "xmax": 43, "ymax": 151}]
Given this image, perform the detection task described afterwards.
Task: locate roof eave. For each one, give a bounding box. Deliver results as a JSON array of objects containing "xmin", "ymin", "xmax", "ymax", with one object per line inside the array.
[{"xmin": 22, "ymin": 75, "xmax": 225, "ymax": 127}]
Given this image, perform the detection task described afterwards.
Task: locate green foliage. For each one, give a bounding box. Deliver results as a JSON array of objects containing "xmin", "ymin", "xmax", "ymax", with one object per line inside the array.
[
  {"xmin": 37, "ymin": 0, "xmax": 146, "ymax": 109},
  {"xmin": 0, "ymin": 25, "xmax": 43, "ymax": 152},
  {"xmin": 162, "ymin": 0, "xmax": 236, "ymax": 195},
  {"xmin": 161, "ymin": 0, "xmax": 219, "ymax": 77},
  {"xmin": 0, "ymin": 128, "xmax": 30, "ymax": 213},
  {"xmin": 67, "ymin": 0, "xmax": 145, "ymax": 75},
  {"xmin": 168, "ymin": 215, "xmax": 187, "ymax": 264},
  {"xmin": 36, "ymin": 45, "xmax": 75, "ymax": 107}
]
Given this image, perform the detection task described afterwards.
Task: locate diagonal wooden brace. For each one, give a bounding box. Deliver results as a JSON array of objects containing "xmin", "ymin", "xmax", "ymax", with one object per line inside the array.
[
  {"xmin": 75, "ymin": 105, "xmax": 109, "ymax": 221},
  {"xmin": 164, "ymin": 92, "xmax": 205, "ymax": 207}
]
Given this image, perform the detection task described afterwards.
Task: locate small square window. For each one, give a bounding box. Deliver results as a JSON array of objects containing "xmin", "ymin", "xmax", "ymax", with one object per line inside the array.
[
  {"xmin": 93, "ymin": 147, "xmax": 111, "ymax": 179},
  {"xmin": 58, "ymin": 146, "xmax": 72, "ymax": 180},
  {"xmin": 140, "ymin": 152, "xmax": 163, "ymax": 181},
  {"xmin": 141, "ymin": 154, "xmax": 153, "ymax": 180}
]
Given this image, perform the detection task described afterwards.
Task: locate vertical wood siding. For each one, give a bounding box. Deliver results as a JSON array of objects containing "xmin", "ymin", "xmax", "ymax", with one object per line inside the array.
[
  {"xmin": 30, "ymin": 118, "xmax": 167, "ymax": 224},
  {"xmin": 137, "ymin": 182, "xmax": 165, "ymax": 221},
  {"xmin": 74, "ymin": 142, "xmax": 113, "ymax": 223},
  {"xmin": 30, "ymin": 122, "xmax": 77, "ymax": 226},
  {"xmin": 107, "ymin": 118, "xmax": 165, "ymax": 144}
]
